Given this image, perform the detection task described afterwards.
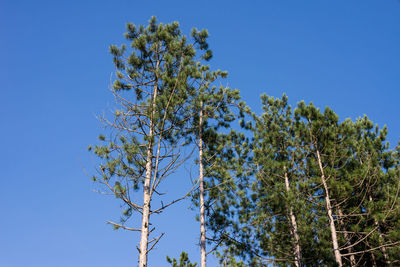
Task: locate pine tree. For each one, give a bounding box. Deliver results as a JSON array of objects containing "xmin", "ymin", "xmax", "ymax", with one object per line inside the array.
[
  {"xmin": 341, "ymin": 116, "xmax": 400, "ymax": 265},
  {"xmin": 294, "ymin": 103, "xmax": 400, "ymax": 266},
  {"xmin": 250, "ymin": 94, "xmax": 307, "ymax": 266},
  {"xmin": 190, "ymin": 68, "xmax": 244, "ymax": 267},
  {"xmin": 89, "ymin": 17, "xmax": 214, "ymax": 267},
  {"xmin": 294, "ymin": 102, "xmax": 346, "ymax": 266},
  {"xmin": 205, "ymin": 95, "xmax": 400, "ymax": 266},
  {"xmin": 245, "ymin": 95, "xmax": 333, "ymax": 266}
]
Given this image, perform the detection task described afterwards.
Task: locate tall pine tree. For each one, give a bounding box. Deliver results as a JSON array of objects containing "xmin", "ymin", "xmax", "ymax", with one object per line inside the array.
[
  {"xmin": 189, "ymin": 69, "xmax": 245, "ymax": 267},
  {"xmin": 90, "ymin": 17, "xmax": 214, "ymax": 267}
]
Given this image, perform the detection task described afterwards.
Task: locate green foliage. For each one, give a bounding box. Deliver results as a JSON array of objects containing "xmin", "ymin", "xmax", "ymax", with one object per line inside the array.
[
  {"xmin": 89, "ymin": 18, "xmax": 227, "ymax": 261},
  {"xmin": 205, "ymin": 94, "xmax": 400, "ymax": 266},
  {"xmin": 214, "ymin": 249, "xmax": 248, "ymax": 267},
  {"xmin": 166, "ymin": 252, "xmax": 198, "ymax": 267},
  {"xmin": 88, "ymin": 16, "xmax": 400, "ymax": 266}
]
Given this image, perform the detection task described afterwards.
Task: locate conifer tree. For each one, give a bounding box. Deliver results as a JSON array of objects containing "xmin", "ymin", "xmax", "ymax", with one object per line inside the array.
[
  {"xmin": 196, "ymin": 83, "xmax": 238, "ymax": 267},
  {"xmin": 294, "ymin": 102, "xmax": 345, "ymax": 266},
  {"xmin": 342, "ymin": 117, "xmax": 400, "ymax": 265},
  {"xmin": 190, "ymin": 69, "xmax": 244, "ymax": 267},
  {"xmin": 89, "ymin": 17, "xmax": 214, "ymax": 267},
  {"xmin": 200, "ymin": 131, "xmax": 253, "ymax": 266},
  {"xmin": 245, "ymin": 95, "xmax": 335, "ymax": 266},
  {"xmin": 205, "ymin": 95, "xmax": 400, "ymax": 266},
  {"xmin": 193, "ymin": 107, "xmax": 259, "ymax": 265},
  {"xmin": 294, "ymin": 103, "xmax": 400, "ymax": 266},
  {"xmin": 250, "ymin": 95, "xmax": 307, "ymax": 266}
]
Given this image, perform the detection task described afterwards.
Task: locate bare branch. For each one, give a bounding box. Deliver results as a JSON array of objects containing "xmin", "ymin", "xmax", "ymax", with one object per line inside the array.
[{"xmin": 106, "ymin": 220, "xmax": 141, "ymax": 232}]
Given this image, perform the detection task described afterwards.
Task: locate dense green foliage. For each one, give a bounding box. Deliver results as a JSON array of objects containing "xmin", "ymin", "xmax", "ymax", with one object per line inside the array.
[
  {"xmin": 206, "ymin": 94, "xmax": 400, "ymax": 266},
  {"xmin": 91, "ymin": 18, "xmax": 400, "ymax": 266}
]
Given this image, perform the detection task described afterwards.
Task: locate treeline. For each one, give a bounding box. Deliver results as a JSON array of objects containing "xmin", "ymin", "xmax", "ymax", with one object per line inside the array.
[{"xmin": 89, "ymin": 17, "xmax": 400, "ymax": 267}]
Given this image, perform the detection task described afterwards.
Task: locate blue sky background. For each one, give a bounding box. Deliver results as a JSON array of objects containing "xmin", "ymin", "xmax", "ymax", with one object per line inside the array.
[{"xmin": 1, "ymin": 0, "xmax": 399, "ymax": 266}]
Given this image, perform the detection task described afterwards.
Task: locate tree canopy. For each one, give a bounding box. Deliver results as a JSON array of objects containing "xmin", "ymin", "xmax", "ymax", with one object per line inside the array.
[{"xmin": 90, "ymin": 17, "xmax": 400, "ymax": 267}]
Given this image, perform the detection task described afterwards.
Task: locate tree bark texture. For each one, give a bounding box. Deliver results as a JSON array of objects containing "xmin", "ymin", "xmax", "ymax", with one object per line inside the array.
[
  {"xmin": 316, "ymin": 149, "xmax": 342, "ymax": 267},
  {"xmin": 284, "ymin": 171, "xmax": 302, "ymax": 267},
  {"xmin": 199, "ymin": 101, "xmax": 207, "ymax": 267},
  {"xmin": 138, "ymin": 77, "xmax": 158, "ymax": 267}
]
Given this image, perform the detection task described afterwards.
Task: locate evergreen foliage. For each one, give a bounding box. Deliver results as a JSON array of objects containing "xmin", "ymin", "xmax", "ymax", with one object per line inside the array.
[
  {"xmin": 167, "ymin": 252, "xmax": 198, "ymax": 267},
  {"xmin": 202, "ymin": 94, "xmax": 400, "ymax": 266},
  {"xmin": 187, "ymin": 62, "xmax": 247, "ymax": 267},
  {"xmin": 91, "ymin": 17, "xmax": 400, "ymax": 267},
  {"xmin": 90, "ymin": 17, "xmax": 220, "ymax": 266}
]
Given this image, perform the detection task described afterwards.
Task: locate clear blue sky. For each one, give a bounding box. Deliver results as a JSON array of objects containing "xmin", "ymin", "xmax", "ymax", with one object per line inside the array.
[{"xmin": 1, "ymin": 0, "xmax": 399, "ymax": 266}]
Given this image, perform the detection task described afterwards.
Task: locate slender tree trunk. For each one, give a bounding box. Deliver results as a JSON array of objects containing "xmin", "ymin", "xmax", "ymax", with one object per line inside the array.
[
  {"xmin": 284, "ymin": 171, "xmax": 302, "ymax": 267},
  {"xmin": 316, "ymin": 149, "xmax": 342, "ymax": 267},
  {"xmin": 369, "ymin": 195, "xmax": 390, "ymax": 264},
  {"xmin": 337, "ymin": 208, "xmax": 356, "ymax": 266},
  {"xmin": 199, "ymin": 101, "xmax": 207, "ymax": 267},
  {"xmin": 138, "ymin": 76, "xmax": 158, "ymax": 267},
  {"xmin": 139, "ymin": 142, "xmax": 152, "ymax": 267}
]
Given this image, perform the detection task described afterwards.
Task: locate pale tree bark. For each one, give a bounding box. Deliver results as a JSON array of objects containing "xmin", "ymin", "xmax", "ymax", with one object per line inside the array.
[
  {"xmin": 138, "ymin": 69, "xmax": 159, "ymax": 267},
  {"xmin": 199, "ymin": 101, "xmax": 207, "ymax": 267},
  {"xmin": 337, "ymin": 208, "xmax": 356, "ymax": 266},
  {"xmin": 284, "ymin": 171, "xmax": 302, "ymax": 267},
  {"xmin": 316, "ymin": 149, "xmax": 343, "ymax": 267},
  {"xmin": 138, "ymin": 140, "xmax": 153, "ymax": 267}
]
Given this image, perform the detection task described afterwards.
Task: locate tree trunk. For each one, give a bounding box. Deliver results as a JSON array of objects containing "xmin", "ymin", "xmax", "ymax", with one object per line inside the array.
[
  {"xmin": 199, "ymin": 101, "xmax": 207, "ymax": 267},
  {"xmin": 138, "ymin": 77, "xmax": 158, "ymax": 267},
  {"xmin": 337, "ymin": 208, "xmax": 356, "ymax": 266},
  {"xmin": 284, "ymin": 171, "xmax": 302, "ymax": 267},
  {"xmin": 316, "ymin": 149, "xmax": 342, "ymax": 267},
  {"xmin": 138, "ymin": 142, "xmax": 152, "ymax": 267}
]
